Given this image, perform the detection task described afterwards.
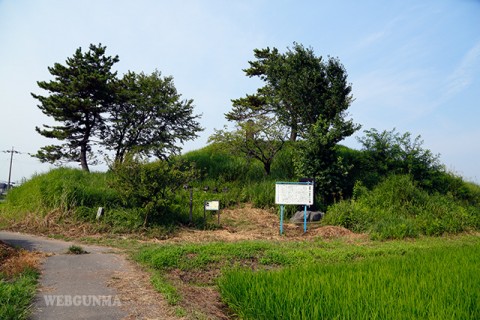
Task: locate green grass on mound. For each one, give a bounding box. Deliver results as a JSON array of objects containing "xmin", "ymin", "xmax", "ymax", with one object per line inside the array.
[{"xmin": 3, "ymin": 168, "xmax": 120, "ymax": 216}]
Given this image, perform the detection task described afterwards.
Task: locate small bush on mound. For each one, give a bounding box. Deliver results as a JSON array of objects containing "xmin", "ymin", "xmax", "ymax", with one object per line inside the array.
[{"xmin": 324, "ymin": 175, "xmax": 479, "ymax": 239}]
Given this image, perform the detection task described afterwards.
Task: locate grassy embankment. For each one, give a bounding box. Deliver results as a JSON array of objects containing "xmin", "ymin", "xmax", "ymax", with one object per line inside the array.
[{"xmin": 0, "ymin": 144, "xmax": 293, "ymax": 235}]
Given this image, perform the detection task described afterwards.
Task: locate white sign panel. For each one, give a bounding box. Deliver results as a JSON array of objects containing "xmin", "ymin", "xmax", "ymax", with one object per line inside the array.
[
  {"xmin": 205, "ymin": 200, "xmax": 220, "ymax": 211},
  {"xmin": 275, "ymin": 182, "xmax": 314, "ymax": 205}
]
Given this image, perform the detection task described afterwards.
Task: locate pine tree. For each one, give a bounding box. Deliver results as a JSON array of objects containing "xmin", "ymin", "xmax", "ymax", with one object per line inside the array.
[{"xmin": 32, "ymin": 43, "xmax": 119, "ymax": 171}]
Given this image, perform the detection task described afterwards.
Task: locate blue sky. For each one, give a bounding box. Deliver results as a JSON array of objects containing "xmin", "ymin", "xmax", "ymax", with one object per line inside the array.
[{"xmin": 1, "ymin": 0, "xmax": 479, "ymax": 184}]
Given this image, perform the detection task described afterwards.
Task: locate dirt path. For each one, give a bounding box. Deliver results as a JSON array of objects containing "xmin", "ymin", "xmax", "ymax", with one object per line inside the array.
[{"xmin": 0, "ymin": 231, "xmax": 178, "ymax": 320}]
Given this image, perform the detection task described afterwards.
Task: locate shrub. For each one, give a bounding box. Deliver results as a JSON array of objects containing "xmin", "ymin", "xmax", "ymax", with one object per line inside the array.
[
  {"xmin": 325, "ymin": 175, "xmax": 478, "ymax": 239},
  {"xmin": 109, "ymin": 154, "xmax": 198, "ymax": 227}
]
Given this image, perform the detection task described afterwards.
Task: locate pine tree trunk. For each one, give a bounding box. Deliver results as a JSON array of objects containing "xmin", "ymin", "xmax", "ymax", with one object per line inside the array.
[
  {"xmin": 289, "ymin": 129, "xmax": 297, "ymax": 141},
  {"xmin": 80, "ymin": 145, "xmax": 90, "ymax": 172}
]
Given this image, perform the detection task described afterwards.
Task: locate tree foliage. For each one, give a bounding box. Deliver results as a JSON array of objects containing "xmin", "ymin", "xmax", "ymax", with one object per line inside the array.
[
  {"xmin": 228, "ymin": 43, "xmax": 356, "ymax": 141},
  {"xmin": 357, "ymin": 128, "xmax": 442, "ymax": 189},
  {"xmin": 224, "ymin": 43, "xmax": 359, "ymax": 200},
  {"xmin": 102, "ymin": 70, "xmax": 202, "ymax": 163},
  {"xmin": 32, "ymin": 43, "xmax": 119, "ymax": 171},
  {"xmin": 209, "ymin": 115, "xmax": 288, "ymax": 175},
  {"xmin": 294, "ymin": 119, "xmax": 355, "ymax": 206},
  {"xmin": 32, "ymin": 44, "xmax": 202, "ymax": 170}
]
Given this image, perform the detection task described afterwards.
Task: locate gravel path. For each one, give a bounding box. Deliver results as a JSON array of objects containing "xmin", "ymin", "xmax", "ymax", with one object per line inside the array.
[{"xmin": 0, "ymin": 231, "xmax": 175, "ymax": 320}]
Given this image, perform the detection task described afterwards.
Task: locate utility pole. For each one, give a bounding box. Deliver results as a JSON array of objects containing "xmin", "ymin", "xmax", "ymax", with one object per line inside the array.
[{"xmin": 3, "ymin": 147, "xmax": 21, "ymax": 191}]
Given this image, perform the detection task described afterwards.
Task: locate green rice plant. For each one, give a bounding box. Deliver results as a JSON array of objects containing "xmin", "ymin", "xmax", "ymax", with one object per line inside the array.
[{"xmin": 218, "ymin": 243, "xmax": 480, "ymax": 320}]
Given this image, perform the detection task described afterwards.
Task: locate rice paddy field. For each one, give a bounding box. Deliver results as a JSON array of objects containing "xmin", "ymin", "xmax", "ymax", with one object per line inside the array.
[{"xmin": 218, "ymin": 238, "xmax": 479, "ymax": 320}]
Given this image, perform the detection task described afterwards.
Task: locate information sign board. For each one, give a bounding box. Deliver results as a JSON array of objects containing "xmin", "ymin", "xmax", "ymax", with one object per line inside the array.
[
  {"xmin": 205, "ymin": 200, "xmax": 220, "ymax": 211},
  {"xmin": 275, "ymin": 182, "xmax": 314, "ymax": 205}
]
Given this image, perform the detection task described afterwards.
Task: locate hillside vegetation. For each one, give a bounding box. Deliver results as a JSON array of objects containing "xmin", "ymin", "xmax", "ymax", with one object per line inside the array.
[
  {"xmin": 1, "ymin": 137, "xmax": 479, "ymax": 320},
  {"xmin": 1, "ymin": 136, "xmax": 478, "ymax": 240}
]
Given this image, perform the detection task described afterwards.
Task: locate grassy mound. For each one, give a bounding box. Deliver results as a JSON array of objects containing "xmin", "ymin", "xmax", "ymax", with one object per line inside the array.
[
  {"xmin": 3, "ymin": 168, "xmax": 120, "ymax": 215},
  {"xmin": 1, "ymin": 143, "xmax": 478, "ymax": 239}
]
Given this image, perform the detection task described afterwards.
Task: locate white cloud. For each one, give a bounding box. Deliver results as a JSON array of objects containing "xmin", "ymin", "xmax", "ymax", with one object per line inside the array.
[{"xmin": 444, "ymin": 41, "xmax": 480, "ymax": 98}]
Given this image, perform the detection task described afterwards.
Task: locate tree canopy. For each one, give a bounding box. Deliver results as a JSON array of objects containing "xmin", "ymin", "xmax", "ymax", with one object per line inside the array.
[
  {"xmin": 223, "ymin": 43, "xmax": 359, "ymax": 202},
  {"xmin": 32, "ymin": 43, "xmax": 119, "ymax": 171},
  {"xmin": 227, "ymin": 43, "xmax": 356, "ymax": 142},
  {"xmin": 209, "ymin": 114, "xmax": 288, "ymax": 175},
  {"xmin": 102, "ymin": 70, "xmax": 202, "ymax": 163},
  {"xmin": 32, "ymin": 44, "xmax": 202, "ymax": 170}
]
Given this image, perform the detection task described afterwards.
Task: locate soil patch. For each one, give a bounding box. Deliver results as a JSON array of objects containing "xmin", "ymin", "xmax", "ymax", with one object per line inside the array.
[
  {"xmin": 168, "ymin": 269, "xmax": 229, "ymax": 320},
  {"xmin": 163, "ymin": 204, "xmax": 366, "ymax": 244},
  {"xmin": 108, "ymin": 257, "xmax": 181, "ymax": 320}
]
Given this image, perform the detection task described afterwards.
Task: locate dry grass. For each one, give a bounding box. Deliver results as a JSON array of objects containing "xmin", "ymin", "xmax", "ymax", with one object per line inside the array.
[
  {"xmin": 4, "ymin": 209, "xmax": 103, "ymax": 238},
  {"xmin": 0, "ymin": 240, "xmax": 43, "ymax": 279},
  {"xmin": 107, "ymin": 256, "xmax": 183, "ymax": 320},
  {"xmin": 164, "ymin": 204, "xmax": 366, "ymax": 244},
  {"xmin": 3, "ymin": 204, "xmax": 367, "ymax": 244}
]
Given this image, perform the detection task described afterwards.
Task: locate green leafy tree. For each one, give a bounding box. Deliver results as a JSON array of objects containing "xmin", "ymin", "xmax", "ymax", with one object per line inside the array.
[
  {"xmin": 228, "ymin": 43, "xmax": 356, "ymax": 141},
  {"xmin": 226, "ymin": 43, "xmax": 359, "ymax": 194},
  {"xmin": 32, "ymin": 44, "xmax": 119, "ymax": 171},
  {"xmin": 209, "ymin": 115, "xmax": 288, "ymax": 175},
  {"xmin": 102, "ymin": 70, "xmax": 203, "ymax": 163},
  {"xmin": 295, "ymin": 117, "xmax": 357, "ymax": 206},
  {"xmin": 32, "ymin": 43, "xmax": 119, "ymax": 172},
  {"xmin": 357, "ymin": 128, "xmax": 442, "ymax": 189}
]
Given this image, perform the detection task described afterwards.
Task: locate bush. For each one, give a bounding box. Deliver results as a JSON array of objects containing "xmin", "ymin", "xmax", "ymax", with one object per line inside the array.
[
  {"xmin": 324, "ymin": 175, "xmax": 479, "ymax": 239},
  {"xmin": 109, "ymin": 154, "xmax": 198, "ymax": 227},
  {"xmin": 357, "ymin": 128, "xmax": 442, "ymax": 190}
]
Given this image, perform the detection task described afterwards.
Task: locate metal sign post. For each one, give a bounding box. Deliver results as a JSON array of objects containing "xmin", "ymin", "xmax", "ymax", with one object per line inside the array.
[{"xmin": 280, "ymin": 205, "xmax": 285, "ymax": 234}]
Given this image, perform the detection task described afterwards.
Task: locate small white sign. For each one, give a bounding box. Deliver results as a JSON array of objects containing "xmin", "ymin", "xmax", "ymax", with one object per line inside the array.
[
  {"xmin": 275, "ymin": 182, "xmax": 314, "ymax": 205},
  {"xmin": 205, "ymin": 200, "xmax": 220, "ymax": 211}
]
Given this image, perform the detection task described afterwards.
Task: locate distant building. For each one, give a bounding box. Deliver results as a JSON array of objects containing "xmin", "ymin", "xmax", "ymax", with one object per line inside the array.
[{"xmin": 0, "ymin": 182, "xmax": 10, "ymax": 194}]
